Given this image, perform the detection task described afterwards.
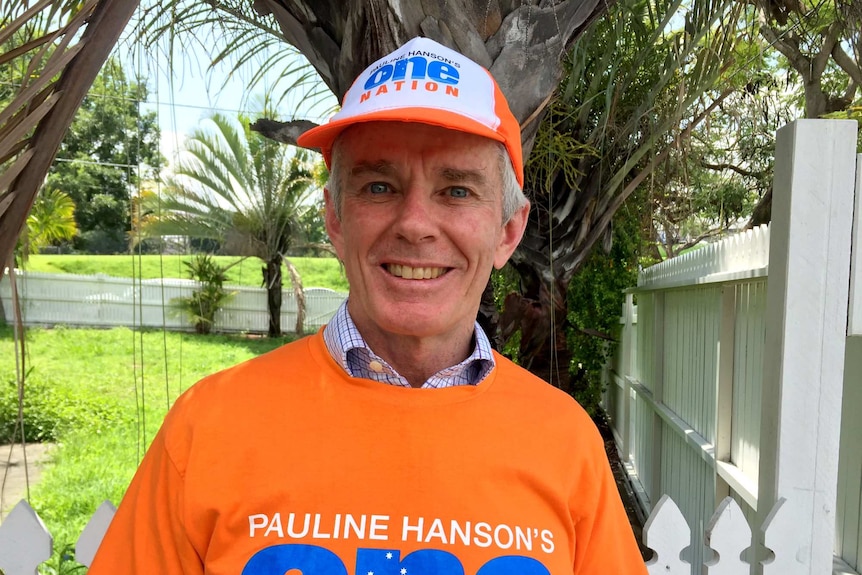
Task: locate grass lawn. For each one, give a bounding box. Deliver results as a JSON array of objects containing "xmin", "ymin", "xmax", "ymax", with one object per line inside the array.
[
  {"xmin": 0, "ymin": 324, "xmax": 296, "ymax": 567},
  {"xmin": 23, "ymin": 254, "xmax": 350, "ymax": 292}
]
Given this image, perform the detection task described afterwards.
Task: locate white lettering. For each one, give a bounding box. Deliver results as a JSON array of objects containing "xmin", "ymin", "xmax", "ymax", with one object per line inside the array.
[
  {"xmin": 450, "ymin": 520, "xmax": 470, "ymax": 546},
  {"xmin": 312, "ymin": 514, "xmax": 332, "ymax": 538},
  {"xmin": 402, "ymin": 516, "xmax": 423, "ymax": 541},
  {"xmin": 515, "ymin": 526, "xmax": 533, "ymax": 551},
  {"xmin": 264, "ymin": 513, "xmax": 284, "ymax": 538},
  {"xmin": 248, "ymin": 514, "xmax": 269, "ymax": 537},
  {"xmin": 424, "ymin": 518, "xmax": 448, "ymax": 544},
  {"xmin": 370, "ymin": 515, "xmax": 390, "ymax": 540},
  {"xmin": 287, "ymin": 513, "xmax": 310, "ymax": 538},
  {"xmin": 494, "ymin": 524, "xmax": 514, "ymax": 549},
  {"xmin": 343, "ymin": 514, "xmax": 367, "ymax": 539},
  {"xmin": 473, "ymin": 522, "xmax": 492, "ymax": 547}
]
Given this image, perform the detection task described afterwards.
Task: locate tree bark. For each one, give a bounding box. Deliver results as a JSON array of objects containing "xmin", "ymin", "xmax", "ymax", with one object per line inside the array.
[
  {"xmin": 253, "ymin": 0, "xmax": 608, "ymax": 165},
  {"xmin": 253, "ymin": 0, "xmax": 611, "ymax": 389},
  {"xmin": 263, "ymin": 256, "xmax": 283, "ymax": 336}
]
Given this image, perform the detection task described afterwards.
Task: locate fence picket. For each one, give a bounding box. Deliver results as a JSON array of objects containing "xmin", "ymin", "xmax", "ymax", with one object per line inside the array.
[
  {"xmin": 761, "ymin": 497, "xmax": 797, "ymax": 575},
  {"xmin": 75, "ymin": 501, "xmax": 115, "ymax": 567},
  {"xmin": 0, "ymin": 500, "xmax": 51, "ymax": 575},
  {"xmin": 705, "ymin": 497, "xmax": 751, "ymax": 574},
  {"xmin": 0, "ymin": 494, "xmax": 825, "ymax": 573},
  {"xmin": 644, "ymin": 494, "xmax": 692, "ymax": 575},
  {"xmin": 0, "ymin": 271, "xmax": 346, "ymax": 333}
]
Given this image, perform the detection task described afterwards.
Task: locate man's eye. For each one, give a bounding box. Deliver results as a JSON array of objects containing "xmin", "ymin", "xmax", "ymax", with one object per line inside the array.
[
  {"xmin": 449, "ymin": 187, "xmax": 469, "ymax": 198},
  {"xmin": 368, "ymin": 182, "xmax": 389, "ymax": 194}
]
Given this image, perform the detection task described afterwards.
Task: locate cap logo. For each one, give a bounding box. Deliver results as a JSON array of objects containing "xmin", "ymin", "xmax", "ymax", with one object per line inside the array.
[
  {"xmin": 296, "ymin": 37, "xmax": 524, "ymax": 187},
  {"xmin": 359, "ymin": 53, "xmax": 461, "ymax": 104}
]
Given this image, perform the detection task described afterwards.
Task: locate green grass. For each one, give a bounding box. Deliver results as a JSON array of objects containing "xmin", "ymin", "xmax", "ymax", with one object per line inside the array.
[
  {"xmin": 0, "ymin": 325, "xmax": 296, "ymax": 569},
  {"xmin": 22, "ymin": 254, "xmax": 350, "ymax": 291}
]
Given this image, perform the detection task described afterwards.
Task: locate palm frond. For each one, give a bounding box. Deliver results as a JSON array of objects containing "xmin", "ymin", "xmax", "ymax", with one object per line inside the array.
[{"xmin": 131, "ymin": 0, "xmax": 335, "ymax": 119}]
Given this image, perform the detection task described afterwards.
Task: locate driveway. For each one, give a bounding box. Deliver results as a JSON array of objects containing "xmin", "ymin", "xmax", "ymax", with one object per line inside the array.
[{"xmin": 0, "ymin": 443, "xmax": 52, "ymax": 522}]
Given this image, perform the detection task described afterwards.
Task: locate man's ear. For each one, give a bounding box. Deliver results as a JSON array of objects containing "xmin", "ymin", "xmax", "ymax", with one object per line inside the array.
[
  {"xmin": 493, "ymin": 201, "xmax": 530, "ymax": 269},
  {"xmin": 324, "ymin": 189, "xmax": 344, "ymax": 259}
]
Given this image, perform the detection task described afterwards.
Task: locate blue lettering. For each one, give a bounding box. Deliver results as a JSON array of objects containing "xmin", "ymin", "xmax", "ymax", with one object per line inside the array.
[
  {"xmin": 364, "ymin": 56, "xmax": 460, "ymax": 90},
  {"xmin": 476, "ymin": 555, "xmax": 552, "ymax": 575},
  {"xmin": 241, "ymin": 543, "xmax": 348, "ymax": 575},
  {"xmin": 241, "ymin": 544, "xmax": 550, "ymax": 575},
  {"xmin": 428, "ymin": 61, "xmax": 459, "ymax": 85},
  {"xmin": 356, "ymin": 548, "xmax": 465, "ymax": 575},
  {"xmin": 391, "ymin": 56, "xmax": 430, "ymax": 81},
  {"xmin": 393, "ymin": 59, "xmax": 409, "ymax": 80},
  {"xmin": 364, "ymin": 66, "xmax": 393, "ymax": 90}
]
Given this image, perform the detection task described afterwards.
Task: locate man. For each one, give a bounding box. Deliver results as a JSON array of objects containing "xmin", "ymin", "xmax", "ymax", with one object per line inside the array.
[{"xmin": 89, "ymin": 37, "xmax": 648, "ymax": 574}]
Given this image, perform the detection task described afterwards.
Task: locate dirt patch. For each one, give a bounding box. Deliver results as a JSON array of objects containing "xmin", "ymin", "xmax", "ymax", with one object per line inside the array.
[{"xmin": 0, "ymin": 443, "xmax": 53, "ymax": 522}]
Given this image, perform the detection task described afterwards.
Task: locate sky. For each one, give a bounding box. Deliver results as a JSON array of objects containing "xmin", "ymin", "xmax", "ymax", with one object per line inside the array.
[{"xmin": 111, "ymin": 23, "xmax": 337, "ymax": 167}]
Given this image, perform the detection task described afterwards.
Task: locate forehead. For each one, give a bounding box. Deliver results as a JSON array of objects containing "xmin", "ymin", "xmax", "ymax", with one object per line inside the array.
[{"xmin": 335, "ymin": 122, "xmax": 500, "ymax": 173}]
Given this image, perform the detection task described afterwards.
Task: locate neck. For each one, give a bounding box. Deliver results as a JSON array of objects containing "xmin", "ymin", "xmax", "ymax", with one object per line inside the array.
[{"xmin": 357, "ymin": 326, "xmax": 475, "ymax": 388}]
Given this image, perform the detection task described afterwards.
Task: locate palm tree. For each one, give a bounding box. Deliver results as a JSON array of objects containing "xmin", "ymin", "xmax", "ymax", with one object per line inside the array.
[
  {"xmin": 18, "ymin": 187, "xmax": 78, "ymax": 262},
  {"xmin": 140, "ymin": 111, "xmax": 316, "ymax": 336},
  {"xmin": 133, "ymin": 0, "xmax": 742, "ymax": 390}
]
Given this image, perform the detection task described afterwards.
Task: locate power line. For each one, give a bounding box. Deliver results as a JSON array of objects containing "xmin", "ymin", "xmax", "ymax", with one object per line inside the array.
[{"xmin": 53, "ymin": 157, "xmax": 147, "ymax": 170}]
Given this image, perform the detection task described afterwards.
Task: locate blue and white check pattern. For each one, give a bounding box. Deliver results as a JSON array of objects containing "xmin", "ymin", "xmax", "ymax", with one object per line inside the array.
[{"xmin": 323, "ymin": 301, "xmax": 495, "ymax": 388}]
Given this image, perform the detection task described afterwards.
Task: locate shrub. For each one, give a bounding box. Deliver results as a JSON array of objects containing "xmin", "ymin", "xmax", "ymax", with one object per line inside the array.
[
  {"xmin": 566, "ymin": 204, "xmax": 642, "ymax": 416},
  {"xmin": 0, "ymin": 374, "xmax": 129, "ymax": 443},
  {"xmin": 171, "ymin": 254, "xmax": 235, "ymax": 334}
]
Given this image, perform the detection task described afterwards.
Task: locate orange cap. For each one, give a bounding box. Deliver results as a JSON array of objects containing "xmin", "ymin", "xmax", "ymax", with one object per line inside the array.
[{"xmin": 297, "ymin": 37, "xmax": 523, "ymax": 187}]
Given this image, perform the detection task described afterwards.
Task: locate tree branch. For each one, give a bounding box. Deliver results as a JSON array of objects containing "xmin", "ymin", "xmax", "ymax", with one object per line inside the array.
[
  {"xmin": 758, "ymin": 22, "xmax": 810, "ymax": 80},
  {"xmin": 832, "ymin": 41, "xmax": 862, "ymax": 87},
  {"xmin": 844, "ymin": 79, "xmax": 858, "ymax": 103},
  {"xmin": 812, "ymin": 20, "xmax": 843, "ymax": 80},
  {"xmin": 701, "ymin": 161, "xmax": 765, "ymax": 178},
  {"xmin": 577, "ymin": 89, "xmax": 734, "ymax": 269},
  {"xmin": 676, "ymin": 227, "xmax": 730, "ymax": 252}
]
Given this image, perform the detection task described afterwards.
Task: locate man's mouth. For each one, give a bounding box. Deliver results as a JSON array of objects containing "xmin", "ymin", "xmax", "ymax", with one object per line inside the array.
[{"xmin": 385, "ymin": 264, "xmax": 446, "ymax": 280}]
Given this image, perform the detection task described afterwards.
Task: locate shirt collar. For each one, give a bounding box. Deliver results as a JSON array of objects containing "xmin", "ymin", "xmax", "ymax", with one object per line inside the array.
[{"xmin": 323, "ymin": 300, "xmax": 495, "ymax": 388}]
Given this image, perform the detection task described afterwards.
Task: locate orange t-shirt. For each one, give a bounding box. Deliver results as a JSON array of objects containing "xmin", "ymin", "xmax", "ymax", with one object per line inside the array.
[{"xmin": 89, "ymin": 331, "xmax": 647, "ymax": 574}]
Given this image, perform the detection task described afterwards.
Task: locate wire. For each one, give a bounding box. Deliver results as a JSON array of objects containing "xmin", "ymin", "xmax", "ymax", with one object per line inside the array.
[{"xmin": 150, "ymin": 28, "xmax": 175, "ymax": 413}]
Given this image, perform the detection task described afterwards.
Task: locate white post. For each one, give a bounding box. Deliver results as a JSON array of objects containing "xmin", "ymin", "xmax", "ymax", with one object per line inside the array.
[
  {"xmin": 649, "ymin": 292, "xmax": 665, "ymax": 509},
  {"xmin": 756, "ymin": 119, "xmax": 857, "ymax": 574},
  {"xmin": 714, "ymin": 285, "xmax": 736, "ymax": 504},
  {"xmin": 849, "ymin": 156, "xmax": 862, "ymax": 336},
  {"xmin": 621, "ymin": 292, "xmax": 635, "ymax": 463}
]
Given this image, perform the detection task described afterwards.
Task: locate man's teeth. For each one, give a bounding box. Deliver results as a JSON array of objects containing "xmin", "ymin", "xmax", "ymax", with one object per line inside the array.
[{"xmin": 388, "ymin": 264, "xmax": 444, "ymax": 279}]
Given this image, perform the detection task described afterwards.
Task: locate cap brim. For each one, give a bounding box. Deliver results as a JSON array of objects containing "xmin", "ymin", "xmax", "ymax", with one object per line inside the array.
[{"xmin": 297, "ymin": 107, "xmax": 507, "ymax": 162}]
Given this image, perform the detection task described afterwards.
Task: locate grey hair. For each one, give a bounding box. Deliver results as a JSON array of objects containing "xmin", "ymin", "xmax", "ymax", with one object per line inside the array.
[{"xmin": 326, "ymin": 138, "xmax": 528, "ymax": 223}]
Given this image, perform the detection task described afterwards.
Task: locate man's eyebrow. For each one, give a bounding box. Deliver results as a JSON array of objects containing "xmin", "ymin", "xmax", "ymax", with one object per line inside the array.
[
  {"xmin": 439, "ymin": 167, "xmax": 489, "ymax": 185},
  {"xmin": 349, "ymin": 160, "xmax": 397, "ymax": 177}
]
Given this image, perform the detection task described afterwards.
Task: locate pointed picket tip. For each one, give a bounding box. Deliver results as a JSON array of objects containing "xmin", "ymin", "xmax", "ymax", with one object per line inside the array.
[
  {"xmin": 705, "ymin": 497, "xmax": 752, "ymax": 574},
  {"xmin": 76, "ymin": 500, "xmax": 116, "ymax": 567},
  {"xmin": 644, "ymin": 494, "xmax": 692, "ymax": 575},
  {"xmin": 0, "ymin": 499, "xmax": 52, "ymax": 575}
]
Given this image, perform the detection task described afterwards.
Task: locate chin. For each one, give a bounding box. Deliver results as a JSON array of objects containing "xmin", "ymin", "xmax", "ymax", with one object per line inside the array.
[{"xmin": 372, "ymin": 306, "xmax": 453, "ymax": 337}]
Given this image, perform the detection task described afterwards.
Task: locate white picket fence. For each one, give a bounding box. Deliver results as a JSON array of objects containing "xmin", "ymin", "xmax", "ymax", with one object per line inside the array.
[
  {"xmin": 605, "ymin": 118, "xmax": 862, "ymax": 575},
  {"xmin": 0, "ymin": 271, "xmax": 347, "ymax": 333},
  {"xmin": 0, "ymin": 491, "xmax": 826, "ymax": 575}
]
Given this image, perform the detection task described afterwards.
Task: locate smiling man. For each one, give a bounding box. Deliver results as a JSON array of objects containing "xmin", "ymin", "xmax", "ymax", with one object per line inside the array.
[
  {"xmin": 322, "ymin": 122, "xmax": 527, "ymax": 387},
  {"xmin": 89, "ymin": 37, "xmax": 648, "ymax": 575}
]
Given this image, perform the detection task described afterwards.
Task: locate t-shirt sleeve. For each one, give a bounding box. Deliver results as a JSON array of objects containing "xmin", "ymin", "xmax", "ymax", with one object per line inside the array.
[
  {"xmin": 87, "ymin": 424, "xmax": 202, "ymax": 575},
  {"xmin": 571, "ymin": 423, "xmax": 648, "ymax": 575}
]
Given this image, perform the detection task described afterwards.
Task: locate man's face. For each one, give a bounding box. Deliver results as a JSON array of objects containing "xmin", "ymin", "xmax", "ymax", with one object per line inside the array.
[{"xmin": 325, "ymin": 122, "xmax": 528, "ymax": 347}]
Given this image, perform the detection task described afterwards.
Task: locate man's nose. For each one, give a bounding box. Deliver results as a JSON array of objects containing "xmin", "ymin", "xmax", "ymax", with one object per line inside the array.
[{"xmin": 391, "ymin": 188, "xmax": 437, "ymax": 243}]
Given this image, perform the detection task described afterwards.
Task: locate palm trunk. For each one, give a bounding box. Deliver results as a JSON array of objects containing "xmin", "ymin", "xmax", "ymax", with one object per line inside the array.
[
  {"xmin": 284, "ymin": 258, "xmax": 305, "ymax": 335},
  {"xmin": 263, "ymin": 256, "xmax": 283, "ymax": 337}
]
